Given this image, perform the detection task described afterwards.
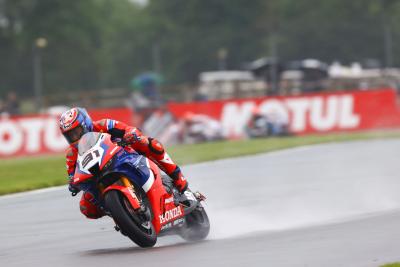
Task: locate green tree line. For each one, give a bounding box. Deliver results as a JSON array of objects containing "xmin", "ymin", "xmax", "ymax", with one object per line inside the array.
[{"xmin": 0, "ymin": 0, "xmax": 399, "ymax": 96}]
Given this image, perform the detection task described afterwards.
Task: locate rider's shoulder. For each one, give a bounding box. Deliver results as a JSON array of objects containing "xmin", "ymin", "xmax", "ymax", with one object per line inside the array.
[
  {"xmin": 93, "ymin": 119, "xmax": 107, "ymax": 129},
  {"xmin": 93, "ymin": 118, "xmax": 122, "ymax": 131}
]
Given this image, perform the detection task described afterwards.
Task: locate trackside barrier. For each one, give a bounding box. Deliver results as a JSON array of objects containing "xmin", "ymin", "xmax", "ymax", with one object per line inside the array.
[
  {"xmin": 2, "ymin": 89, "xmax": 399, "ymax": 158},
  {"xmin": 167, "ymin": 88, "xmax": 400, "ymax": 138},
  {"xmin": 0, "ymin": 107, "xmax": 133, "ymax": 158}
]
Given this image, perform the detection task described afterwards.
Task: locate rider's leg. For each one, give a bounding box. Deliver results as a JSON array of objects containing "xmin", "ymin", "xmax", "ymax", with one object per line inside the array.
[
  {"xmin": 124, "ymin": 127, "xmax": 188, "ymax": 192},
  {"xmin": 134, "ymin": 137, "xmax": 188, "ymax": 192},
  {"xmin": 79, "ymin": 191, "xmax": 104, "ymax": 219}
]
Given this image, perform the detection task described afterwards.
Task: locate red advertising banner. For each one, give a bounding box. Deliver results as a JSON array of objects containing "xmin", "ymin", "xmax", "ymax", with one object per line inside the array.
[
  {"xmin": 167, "ymin": 88, "xmax": 400, "ymax": 137},
  {"xmin": 1, "ymin": 89, "xmax": 399, "ymax": 158},
  {"xmin": 0, "ymin": 107, "xmax": 133, "ymax": 158}
]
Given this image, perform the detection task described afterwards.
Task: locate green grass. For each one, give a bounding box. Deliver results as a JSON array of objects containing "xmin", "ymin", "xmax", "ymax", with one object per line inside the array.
[
  {"xmin": 1, "ymin": 129, "xmax": 400, "ymax": 195},
  {"xmin": 381, "ymin": 263, "xmax": 400, "ymax": 267}
]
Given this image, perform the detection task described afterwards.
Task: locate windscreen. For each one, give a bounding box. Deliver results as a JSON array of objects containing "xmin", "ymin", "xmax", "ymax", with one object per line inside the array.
[{"xmin": 77, "ymin": 132, "xmax": 101, "ymax": 156}]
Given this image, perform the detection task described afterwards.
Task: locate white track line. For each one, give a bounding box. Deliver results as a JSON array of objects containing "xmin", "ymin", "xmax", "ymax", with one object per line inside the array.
[
  {"xmin": 0, "ymin": 140, "xmax": 378, "ymax": 201},
  {"xmin": 0, "ymin": 185, "xmax": 65, "ymax": 200}
]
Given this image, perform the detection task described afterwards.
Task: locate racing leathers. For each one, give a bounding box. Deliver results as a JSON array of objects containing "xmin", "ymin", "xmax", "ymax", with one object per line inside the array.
[{"xmin": 66, "ymin": 118, "xmax": 188, "ymax": 219}]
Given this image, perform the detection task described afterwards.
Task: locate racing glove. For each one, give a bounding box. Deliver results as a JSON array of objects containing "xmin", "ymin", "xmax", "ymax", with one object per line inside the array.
[{"xmin": 122, "ymin": 127, "xmax": 141, "ymax": 145}]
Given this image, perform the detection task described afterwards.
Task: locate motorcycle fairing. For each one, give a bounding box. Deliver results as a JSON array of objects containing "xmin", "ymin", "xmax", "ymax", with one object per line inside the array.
[
  {"xmin": 72, "ymin": 133, "xmax": 122, "ymax": 185},
  {"xmin": 145, "ymin": 160, "xmax": 186, "ymax": 233},
  {"xmin": 72, "ymin": 132, "xmax": 187, "ymax": 234},
  {"xmin": 103, "ymin": 151, "xmax": 185, "ymax": 233},
  {"xmin": 107, "ymin": 150, "xmax": 155, "ymax": 192}
]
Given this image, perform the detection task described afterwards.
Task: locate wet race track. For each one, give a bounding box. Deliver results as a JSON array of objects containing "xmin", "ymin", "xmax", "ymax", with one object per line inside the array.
[{"xmin": 1, "ymin": 139, "xmax": 400, "ymax": 267}]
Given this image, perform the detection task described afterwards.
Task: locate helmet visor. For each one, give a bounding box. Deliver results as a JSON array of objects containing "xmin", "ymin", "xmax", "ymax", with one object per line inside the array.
[{"xmin": 63, "ymin": 125, "xmax": 85, "ymax": 144}]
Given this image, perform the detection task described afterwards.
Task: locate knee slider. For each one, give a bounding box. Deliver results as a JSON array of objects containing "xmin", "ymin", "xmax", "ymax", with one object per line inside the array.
[
  {"xmin": 148, "ymin": 138, "xmax": 164, "ymax": 155},
  {"xmin": 80, "ymin": 199, "xmax": 102, "ymax": 219}
]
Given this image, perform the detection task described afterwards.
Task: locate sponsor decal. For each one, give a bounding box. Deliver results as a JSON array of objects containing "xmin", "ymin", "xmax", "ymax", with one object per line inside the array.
[
  {"xmin": 160, "ymin": 217, "xmax": 184, "ymax": 231},
  {"xmin": 160, "ymin": 222, "xmax": 172, "ymax": 231},
  {"xmin": 220, "ymin": 94, "xmax": 361, "ymax": 136},
  {"xmin": 168, "ymin": 89, "xmax": 400, "ymax": 137},
  {"xmin": 159, "ymin": 206, "xmax": 183, "ymax": 224},
  {"xmin": 0, "ymin": 107, "xmax": 134, "ymax": 158},
  {"xmin": 0, "ymin": 117, "xmax": 67, "ymax": 156},
  {"xmin": 160, "ymin": 153, "xmax": 174, "ymax": 164},
  {"xmin": 110, "ymin": 146, "xmax": 119, "ymax": 155},
  {"xmin": 165, "ymin": 196, "xmax": 174, "ymax": 204},
  {"xmin": 173, "ymin": 218, "xmax": 184, "ymax": 226}
]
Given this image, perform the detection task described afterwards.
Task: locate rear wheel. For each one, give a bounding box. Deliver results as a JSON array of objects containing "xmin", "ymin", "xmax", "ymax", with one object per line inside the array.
[
  {"xmin": 180, "ymin": 204, "xmax": 210, "ymax": 241},
  {"xmin": 105, "ymin": 190, "xmax": 157, "ymax": 247}
]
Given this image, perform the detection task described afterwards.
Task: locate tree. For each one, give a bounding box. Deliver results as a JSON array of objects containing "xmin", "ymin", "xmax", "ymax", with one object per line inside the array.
[
  {"xmin": 1, "ymin": 0, "xmax": 400, "ymax": 98},
  {"xmin": 277, "ymin": 0, "xmax": 400, "ymax": 66},
  {"xmin": 143, "ymin": 0, "xmax": 270, "ymax": 83},
  {"xmin": 0, "ymin": 0, "xmax": 143, "ymax": 95}
]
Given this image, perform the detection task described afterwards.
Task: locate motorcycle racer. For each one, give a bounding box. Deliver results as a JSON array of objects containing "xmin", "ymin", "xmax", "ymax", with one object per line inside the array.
[{"xmin": 59, "ymin": 107, "xmax": 188, "ymax": 219}]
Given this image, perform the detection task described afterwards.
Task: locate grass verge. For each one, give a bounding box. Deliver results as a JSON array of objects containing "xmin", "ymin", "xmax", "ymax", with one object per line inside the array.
[
  {"xmin": 1, "ymin": 129, "xmax": 400, "ymax": 196},
  {"xmin": 381, "ymin": 263, "xmax": 400, "ymax": 267}
]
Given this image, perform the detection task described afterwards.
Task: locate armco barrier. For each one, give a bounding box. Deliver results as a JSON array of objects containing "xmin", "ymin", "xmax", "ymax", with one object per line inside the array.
[
  {"xmin": 0, "ymin": 107, "xmax": 133, "ymax": 158},
  {"xmin": 167, "ymin": 88, "xmax": 400, "ymax": 137}
]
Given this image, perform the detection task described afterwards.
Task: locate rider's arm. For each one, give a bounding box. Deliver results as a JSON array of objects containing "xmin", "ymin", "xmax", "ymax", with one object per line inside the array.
[
  {"xmin": 93, "ymin": 119, "xmax": 128, "ymax": 138},
  {"xmin": 66, "ymin": 146, "xmax": 78, "ymax": 178},
  {"xmin": 123, "ymin": 126, "xmax": 188, "ymax": 192},
  {"xmin": 93, "ymin": 119, "xmax": 188, "ymax": 192},
  {"xmin": 66, "ymin": 146, "xmax": 80, "ymax": 194},
  {"xmin": 94, "ymin": 119, "xmax": 175, "ymax": 172}
]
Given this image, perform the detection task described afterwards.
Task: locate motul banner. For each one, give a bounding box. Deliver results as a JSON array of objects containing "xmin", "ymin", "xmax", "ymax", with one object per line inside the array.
[
  {"xmin": 0, "ymin": 108, "xmax": 133, "ymax": 158},
  {"xmin": 168, "ymin": 89, "xmax": 400, "ymax": 137}
]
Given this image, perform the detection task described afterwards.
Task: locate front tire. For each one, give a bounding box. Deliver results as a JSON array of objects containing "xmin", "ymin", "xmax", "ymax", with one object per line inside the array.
[{"xmin": 105, "ymin": 190, "xmax": 157, "ymax": 247}]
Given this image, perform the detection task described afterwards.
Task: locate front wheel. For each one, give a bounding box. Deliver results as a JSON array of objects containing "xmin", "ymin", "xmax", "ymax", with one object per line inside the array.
[
  {"xmin": 105, "ymin": 190, "xmax": 157, "ymax": 247},
  {"xmin": 180, "ymin": 203, "xmax": 210, "ymax": 241}
]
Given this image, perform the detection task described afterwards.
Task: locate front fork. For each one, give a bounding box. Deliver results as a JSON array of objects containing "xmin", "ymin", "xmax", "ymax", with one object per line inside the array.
[
  {"xmin": 121, "ymin": 176, "xmax": 132, "ymax": 188},
  {"xmin": 97, "ymin": 176, "xmax": 133, "ymax": 194},
  {"xmin": 101, "ymin": 176, "xmax": 142, "ymax": 210}
]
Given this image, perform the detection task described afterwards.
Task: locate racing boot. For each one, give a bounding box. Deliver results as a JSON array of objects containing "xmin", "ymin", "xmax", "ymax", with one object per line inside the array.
[
  {"xmin": 161, "ymin": 174, "xmax": 174, "ymax": 194},
  {"xmin": 169, "ymin": 166, "xmax": 188, "ymax": 193}
]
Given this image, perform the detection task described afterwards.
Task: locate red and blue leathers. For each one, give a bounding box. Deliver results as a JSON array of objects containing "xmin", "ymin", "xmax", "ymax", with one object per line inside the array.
[{"xmin": 66, "ymin": 118, "xmax": 187, "ymax": 219}]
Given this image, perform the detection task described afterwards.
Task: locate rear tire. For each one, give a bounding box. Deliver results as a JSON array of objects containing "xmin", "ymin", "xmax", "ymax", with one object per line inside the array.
[
  {"xmin": 180, "ymin": 204, "xmax": 210, "ymax": 241},
  {"xmin": 105, "ymin": 190, "xmax": 157, "ymax": 247}
]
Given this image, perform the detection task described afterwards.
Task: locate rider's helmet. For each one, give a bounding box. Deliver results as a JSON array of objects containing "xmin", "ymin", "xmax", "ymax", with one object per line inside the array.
[{"xmin": 59, "ymin": 107, "xmax": 93, "ymax": 144}]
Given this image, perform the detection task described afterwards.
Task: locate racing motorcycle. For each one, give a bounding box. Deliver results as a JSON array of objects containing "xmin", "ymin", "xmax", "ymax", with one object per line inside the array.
[{"xmin": 71, "ymin": 132, "xmax": 210, "ymax": 247}]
